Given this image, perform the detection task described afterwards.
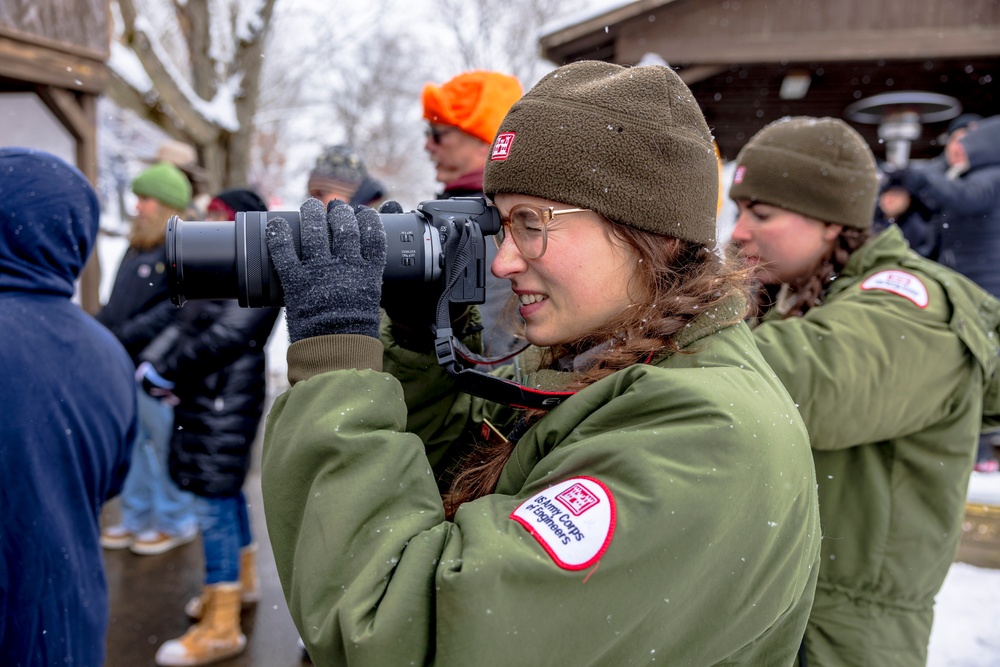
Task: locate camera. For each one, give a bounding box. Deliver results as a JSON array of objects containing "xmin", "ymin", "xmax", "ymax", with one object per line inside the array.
[{"xmin": 166, "ymin": 197, "xmax": 500, "ymax": 308}]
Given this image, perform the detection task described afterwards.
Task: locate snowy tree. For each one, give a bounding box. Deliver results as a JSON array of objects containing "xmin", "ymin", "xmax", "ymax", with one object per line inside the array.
[
  {"xmin": 438, "ymin": 0, "xmax": 578, "ymax": 87},
  {"xmin": 107, "ymin": 0, "xmax": 278, "ymax": 195}
]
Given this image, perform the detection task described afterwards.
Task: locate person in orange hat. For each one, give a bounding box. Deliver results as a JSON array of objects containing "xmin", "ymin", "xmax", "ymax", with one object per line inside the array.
[{"xmin": 418, "ymin": 70, "xmax": 523, "ymax": 358}]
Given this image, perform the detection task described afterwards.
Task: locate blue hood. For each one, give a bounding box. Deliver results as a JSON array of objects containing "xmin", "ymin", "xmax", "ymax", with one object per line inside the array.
[
  {"xmin": 964, "ymin": 115, "xmax": 1000, "ymax": 171},
  {"xmin": 0, "ymin": 147, "xmax": 100, "ymax": 297}
]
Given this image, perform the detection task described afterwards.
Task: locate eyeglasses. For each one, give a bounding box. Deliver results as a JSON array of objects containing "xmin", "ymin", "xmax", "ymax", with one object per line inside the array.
[
  {"xmin": 425, "ymin": 125, "xmax": 457, "ymax": 145},
  {"xmin": 493, "ymin": 204, "xmax": 590, "ymax": 259}
]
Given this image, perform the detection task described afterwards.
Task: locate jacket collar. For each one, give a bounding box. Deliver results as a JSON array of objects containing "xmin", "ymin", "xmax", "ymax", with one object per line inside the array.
[{"xmin": 513, "ymin": 291, "xmax": 748, "ymax": 392}]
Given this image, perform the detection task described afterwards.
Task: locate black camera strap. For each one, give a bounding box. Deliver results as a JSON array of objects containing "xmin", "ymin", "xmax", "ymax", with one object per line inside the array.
[{"xmin": 432, "ymin": 222, "xmax": 576, "ymax": 411}]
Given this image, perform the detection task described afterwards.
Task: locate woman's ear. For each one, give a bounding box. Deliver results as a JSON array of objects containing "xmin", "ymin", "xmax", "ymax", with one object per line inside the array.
[{"xmin": 823, "ymin": 223, "xmax": 844, "ymax": 241}]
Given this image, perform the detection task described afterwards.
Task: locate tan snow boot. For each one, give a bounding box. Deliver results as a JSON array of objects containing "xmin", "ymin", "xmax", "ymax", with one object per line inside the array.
[
  {"xmin": 156, "ymin": 583, "xmax": 247, "ymax": 666},
  {"xmin": 185, "ymin": 544, "xmax": 259, "ymax": 620},
  {"xmin": 238, "ymin": 543, "xmax": 261, "ymax": 604}
]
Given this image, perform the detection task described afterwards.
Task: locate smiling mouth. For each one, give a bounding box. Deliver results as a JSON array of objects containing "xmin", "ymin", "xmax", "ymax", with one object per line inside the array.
[{"xmin": 519, "ymin": 293, "xmax": 546, "ymax": 306}]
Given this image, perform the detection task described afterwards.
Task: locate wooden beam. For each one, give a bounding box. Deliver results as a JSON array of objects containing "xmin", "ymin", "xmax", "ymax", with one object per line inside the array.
[
  {"xmin": 0, "ymin": 24, "xmax": 107, "ymax": 62},
  {"xmin": 35, "ymin": 87, "xmax": 93, "ymax": 144},
  {"xmin": 0, "ymin": 33, "xmax": 107, "ymax": 94},
  {"xmin": 618, "ymin": 28, "xmax": 1000, "ymax": 65},
  {"xmin": 540, "ymin": 0, "xmax": 674, "ymax": 53}
]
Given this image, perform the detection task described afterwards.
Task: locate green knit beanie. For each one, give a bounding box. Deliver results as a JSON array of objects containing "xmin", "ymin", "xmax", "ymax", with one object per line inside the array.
[
  {"xmin": 728, "ymin": 117, "xmax": 878, "ymax": 229},
  {"xmin": 483, "ymin": 60, "xmax": 719, "ymax": 246},
  {"xmin": 132, "ymin": 161, "xmax": 192, "ymax": 212}
]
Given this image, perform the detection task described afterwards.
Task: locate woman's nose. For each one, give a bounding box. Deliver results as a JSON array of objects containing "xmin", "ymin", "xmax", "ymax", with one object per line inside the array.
[
  {"xmin": 730, "ymin": 214, "xmax": 752, "ymax": 244},
  {"xmin": 491, "ymin": 234, "xmax": 526, "ymax": 279}
]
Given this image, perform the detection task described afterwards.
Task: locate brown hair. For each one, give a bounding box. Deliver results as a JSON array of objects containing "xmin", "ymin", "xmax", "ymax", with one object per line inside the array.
[
  {"xmin": 442, "ymin": 223, "xmax": 752, "ymax": 518},
  {"xmin": 752, "ymin": 226, "xmax": 872, "ymax": 319}
]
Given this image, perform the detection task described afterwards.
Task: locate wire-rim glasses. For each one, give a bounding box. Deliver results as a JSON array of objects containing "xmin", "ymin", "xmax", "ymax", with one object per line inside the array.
[{"xmin": 493, "ymin": 204, "xmax": 590, "ymax": 259}]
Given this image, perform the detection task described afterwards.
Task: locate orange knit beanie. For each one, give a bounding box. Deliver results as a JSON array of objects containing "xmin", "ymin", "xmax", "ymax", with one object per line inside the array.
[{"xmin": 422, "ymin": 71, "xmax": 523, "ymax": 144}]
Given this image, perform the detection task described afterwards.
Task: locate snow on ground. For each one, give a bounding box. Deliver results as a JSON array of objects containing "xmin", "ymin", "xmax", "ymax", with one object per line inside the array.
[
  {"xmin": 928, "ymin": 471, "xmax": 1000, "ymax": 666},
  {"xmin": 929, "ymin": 561, "xmax": 1000, "ymax": 666},
  {"xmin": 969, "ymin": 470, "xmax": 1000, "ymax": 506}
]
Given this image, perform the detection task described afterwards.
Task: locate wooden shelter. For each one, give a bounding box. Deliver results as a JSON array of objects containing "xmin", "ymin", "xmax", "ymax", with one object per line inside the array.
[
  {"xmin": 540, "ymin": 0, "xmax": 1000, "ymax": 162},
  {"xmin": 0, "ymin": 0, "xmax": 110, "ymax": 312}
]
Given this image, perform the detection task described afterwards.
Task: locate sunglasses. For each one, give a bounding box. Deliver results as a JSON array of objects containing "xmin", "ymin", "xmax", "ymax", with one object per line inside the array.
[{"xmin": 425, "ymin": 125, "xmax": 458, "ymax": 145}]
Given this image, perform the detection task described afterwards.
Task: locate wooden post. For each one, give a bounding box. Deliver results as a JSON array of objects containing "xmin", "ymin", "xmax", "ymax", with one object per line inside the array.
[{"xmin": 35, "ymin": 85, "xmax": 103, "ymax": 314}]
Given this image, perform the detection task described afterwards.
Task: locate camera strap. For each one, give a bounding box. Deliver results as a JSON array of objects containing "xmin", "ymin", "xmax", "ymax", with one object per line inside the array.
[{"xmin": 432, "ymin": 222, "xmax": 576, "ymax": 411}]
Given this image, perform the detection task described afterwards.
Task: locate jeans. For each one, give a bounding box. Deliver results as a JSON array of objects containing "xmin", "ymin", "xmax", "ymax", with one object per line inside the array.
[
  {"xmin": 978, "ymin": 432, "xmax": 1000, "ymax": 463},
  {"xmin": 119, "ymin": 390, "xmax": 196, "ymax": 536},
  {"xmin": 195, "ymin": 491, "xmax": 252, "ymax": 584}
]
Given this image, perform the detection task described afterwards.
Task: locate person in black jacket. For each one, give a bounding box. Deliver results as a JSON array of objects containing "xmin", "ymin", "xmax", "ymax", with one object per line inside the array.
[
  {"xmin": 873, "ymin": 167, "xmax": 939, "ymax": 259},
  {"xmin": 140, "ymin": 188, "xmax": 280, "ymax": 667},
  {"xmin": 96, "ymin": 161, "xmax": 198, "ymax": 555}
]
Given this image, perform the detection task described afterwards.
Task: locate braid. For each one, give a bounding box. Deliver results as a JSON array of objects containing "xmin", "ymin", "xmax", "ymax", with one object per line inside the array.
[
  {"xmin": 442, "ymin": 223, "xmax": 752, "ymax": 518},
  {"xmin": 756, "ymin": 227, "xmax": 871, "ymax": 320}
]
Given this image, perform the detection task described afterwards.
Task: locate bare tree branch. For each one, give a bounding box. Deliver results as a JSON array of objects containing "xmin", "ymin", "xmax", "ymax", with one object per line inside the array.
[
  {"xmin": 172, "ymin": 0, "xmax": 214, "ymax": 100},
  {"xmin": 113, "ymin": 0, "xmax": 219, "ymax": 145}
]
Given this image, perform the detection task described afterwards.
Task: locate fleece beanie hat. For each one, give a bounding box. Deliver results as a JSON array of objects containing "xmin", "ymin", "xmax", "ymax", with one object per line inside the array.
[
  {"xmin": 423, "ymin": 71, "xmax": 523, "ymax": 145},
  {"xmin": 482, "ymin": 60, "xmax": 718, "ymax": 246},
  {"xmin": 132, "ymin": 162, "xmax": 192, "ymax": 212},
  {"xmin": 729, "ymin": 117, "xmax": 878, "ymax": 229},
  {"xmin": 308, "ymin": 145, "xmax": 368, "ymax": 199}
]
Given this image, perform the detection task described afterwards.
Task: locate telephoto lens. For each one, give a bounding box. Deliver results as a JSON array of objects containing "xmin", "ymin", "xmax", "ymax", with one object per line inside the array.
[{"xmin": 166, "ymin": 198, "xmax": 499, "ymax": 308}]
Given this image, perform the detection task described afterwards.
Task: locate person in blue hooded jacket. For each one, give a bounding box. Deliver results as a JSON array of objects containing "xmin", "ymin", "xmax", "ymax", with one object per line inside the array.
[
  {"xmin": 0, "ymin": 148, "xmax": 137, "ymax": 666},
  {"xmin": 904, "ymin": 115, "xmax": 1000, "ymax": 470}
]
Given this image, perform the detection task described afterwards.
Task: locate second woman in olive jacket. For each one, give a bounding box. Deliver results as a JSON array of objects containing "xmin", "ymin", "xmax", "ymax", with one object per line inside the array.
[{"xmin": 730, "ymin": 116, "xmax": 1000, "ymax": 666}]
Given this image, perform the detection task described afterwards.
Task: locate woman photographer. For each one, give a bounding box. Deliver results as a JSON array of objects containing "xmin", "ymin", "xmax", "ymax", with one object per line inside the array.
[
  {"xmin": 261, "ymin": 61, "xmax": 820, "ymax": 666},
  {"xmin": 729, "ymin": 116, "xmax": 1000, "ymax": 666}
]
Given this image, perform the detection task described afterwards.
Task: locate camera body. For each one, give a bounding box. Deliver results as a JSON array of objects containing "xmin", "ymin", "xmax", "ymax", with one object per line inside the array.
[{"xmin": 166, "ymin": 197, "xmax": 500, "ymax": 308}]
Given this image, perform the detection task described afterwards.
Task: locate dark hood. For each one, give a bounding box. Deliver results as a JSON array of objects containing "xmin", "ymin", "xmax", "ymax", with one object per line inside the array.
[
  {"xmin": 0, "ymin": 147, "xmax": 100, "ymax": 297},
  {"xmin": 964, "ymin": 115, "xmax": 1000, "ymax": 171}
]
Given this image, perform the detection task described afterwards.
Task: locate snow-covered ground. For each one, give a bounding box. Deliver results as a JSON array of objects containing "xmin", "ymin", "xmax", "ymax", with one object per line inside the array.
[
  {"xmin": 924, "ymin": 473, "xmax": 1000, "ymax": 666},
  {"xmin": 929, "ymin": 560, "xmax": 1000, "ymax": 666},
  {"xmin": 93, "ymin": 234, "xmax": 1000, "ymax": 664}
]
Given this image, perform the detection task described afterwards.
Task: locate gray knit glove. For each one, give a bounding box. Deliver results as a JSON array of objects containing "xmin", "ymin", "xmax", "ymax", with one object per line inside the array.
[{"xmin": 266, "ymin": 198, "xmax": 387, "ymax": 342}]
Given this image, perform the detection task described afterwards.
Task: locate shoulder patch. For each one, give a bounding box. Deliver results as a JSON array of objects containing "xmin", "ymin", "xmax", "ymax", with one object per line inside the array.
[
  {"xmin": 860, "ymin": 270, "xmax": 929, "ymax": 308},
  {"xmin": 510, "ymin": 476, "xmax": 615, "ymax": 571}
]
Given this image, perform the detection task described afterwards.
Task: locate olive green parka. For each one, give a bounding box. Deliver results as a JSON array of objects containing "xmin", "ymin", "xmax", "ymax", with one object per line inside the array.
[
  {"xmin": 752, "ymin": 225, "xmax": 1000, "ymax": 666},
  {"xmin": 262, "ymin": 297, "xmax": 821, "ymax": 667}
]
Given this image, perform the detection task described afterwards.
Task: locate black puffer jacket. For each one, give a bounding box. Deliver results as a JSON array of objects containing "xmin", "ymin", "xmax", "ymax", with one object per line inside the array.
[
  {"xmin": 905, "ymin": 116, "xmax": 1000, "ymax": 297},
  {"xmin": 141, "ymin": 300, "xmax": 279, "ymax": 497},
  {"xmin": 95, "ymin": 245, "xmax": 177, "ymax": 364}
]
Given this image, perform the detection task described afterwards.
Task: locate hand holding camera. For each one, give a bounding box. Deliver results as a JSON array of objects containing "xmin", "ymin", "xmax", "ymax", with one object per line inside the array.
[{"xmin": 266, "ymin": 198, "xmax": 387, "ymax": 343}]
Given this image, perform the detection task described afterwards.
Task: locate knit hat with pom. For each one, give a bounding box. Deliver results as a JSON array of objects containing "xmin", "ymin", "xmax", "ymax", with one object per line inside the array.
[{"xmin": 482, "ymin": 60, "xmax": 719, "ymax": 245}]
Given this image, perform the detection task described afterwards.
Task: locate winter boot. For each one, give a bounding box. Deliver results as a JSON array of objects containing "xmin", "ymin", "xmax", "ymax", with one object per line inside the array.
[
  {"xmin": 156, "ymin": 583, "xmax": 246, "ymax": 666},
  {"xmin": 239, "ymin": 543, "xmax": 261, "ymax": 604},
  {"xmin": 185, "ymin": 544, "xmax": 260, "ymax": 620}
]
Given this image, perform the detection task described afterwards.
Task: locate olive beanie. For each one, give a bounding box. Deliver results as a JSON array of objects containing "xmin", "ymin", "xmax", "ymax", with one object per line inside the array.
[
  {"xmin": 482, "ymin": 60, "xmax": 719, "ymax": 246},
  {"xmin": 729, "ymin": 116, "xmax": 878, "ymax": 229},
  {"xmin": 131, "ymin": 161, "xmax": 192, "ymax": 212}
]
